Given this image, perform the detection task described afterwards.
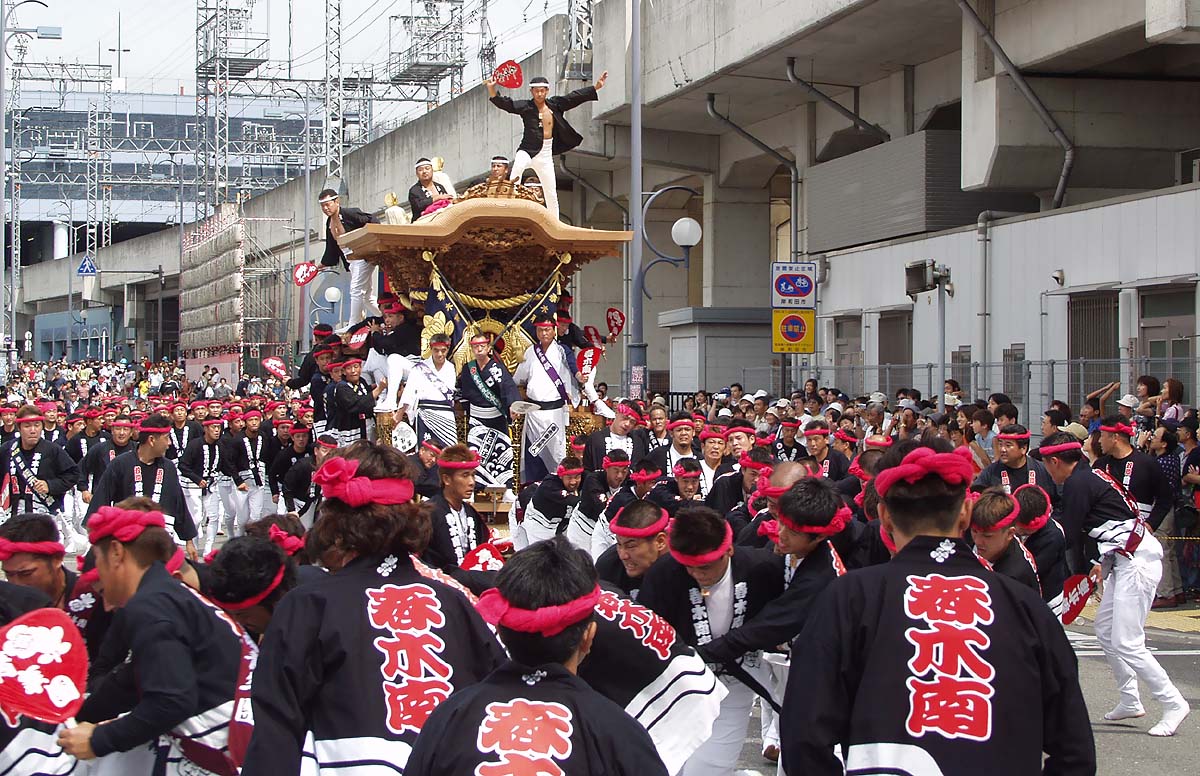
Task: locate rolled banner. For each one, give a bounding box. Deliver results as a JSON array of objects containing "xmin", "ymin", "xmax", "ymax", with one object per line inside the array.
[
  {"xmin": 292, "ymin": 261, "xmax": 319, "ymax": 286},
  {"xmin": 261, "ymin": 356, "xmax": 288, "ymax": 380},
  {"xmin": 605, "ymin": 307, "xmax": 626, "ymax": 340},
  {"xmin": 1060, "ymin": 573, "xmax": 1096, "ymax": 625},
  {"xmin": 577, "ymin": 347, "xmax": 602, "ymax": 381},
  {"xmin": 492, "ymin": 59, "xmax": 523, "ymax": 89},
  {"xmin": 0, "ymin": 608, "xmax": 87, "ymax": 724}
]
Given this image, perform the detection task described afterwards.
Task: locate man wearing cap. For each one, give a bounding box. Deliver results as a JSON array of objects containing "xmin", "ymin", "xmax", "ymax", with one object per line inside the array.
[
  {"xmin": 515, "ymin": 315, "xmax": 580, "ymax": 482},
  {"xmin": 0, "ymin": 406, "xmax": 83, "ymax": 551},
  {"xmin": 973, "ymin": 423, "xmax": 1056, "ymax": 496},
  {"xmin": 458, "ymin": 330, "xmax": 520, "ymax": 492},
  {"xmin": 179, "ymin": 417, "xmax": 226, "ymax": 556},
  {"xmin": 318, "ymin": 187, "xmax": 379, "ymax": 324},
  {"xmin": 408, "ymin": 156, "xmax": 452, "ymax": 219},
  {"xmin": 397, "ymin": 332, "xmax": 459, "ymax": 450},
  {"xmin": 85, "ymin": 414, "xmax": 198, "ymax": 561},
  {"xmin": 485, "ymin": 70, "xmax": 608, "ymax": 220}
]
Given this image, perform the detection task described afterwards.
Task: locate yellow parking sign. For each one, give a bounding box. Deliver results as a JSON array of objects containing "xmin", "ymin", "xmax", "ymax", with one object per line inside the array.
[{"xmin": 772, "ymin": 309, "xmax": 814, "ymax": 354}]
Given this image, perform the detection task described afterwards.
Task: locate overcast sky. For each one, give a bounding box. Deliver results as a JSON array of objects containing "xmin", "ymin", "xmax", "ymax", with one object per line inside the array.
[{"xmin": 11, "ymin": 0, "xmax": 566, "ymax": 122}]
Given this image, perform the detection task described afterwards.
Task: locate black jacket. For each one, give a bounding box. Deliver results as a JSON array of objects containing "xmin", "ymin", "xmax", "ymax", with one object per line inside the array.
[
  {"xmin": 321, "ymin": 206, "xmax": 376, "ymax": 267},
  {"xmin": 408, "ymin": 180, "xmax": 449, "ymax": 220},
  {"xmin": 489, "ymin": 86, "xmax": 598, "ymax": 156}
]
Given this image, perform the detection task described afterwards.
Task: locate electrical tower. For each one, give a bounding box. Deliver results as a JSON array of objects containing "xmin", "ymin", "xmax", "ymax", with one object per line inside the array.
[
  {"xmin": 478, "ymin": 0, "xmax": 496, "ymax": 81},
  {"xmin": 389, "ymin": 1, "xmax": 468, "ymax": 112},
  {"xmin": 562, "ymin": 0, "xmax": 594, "ymax": 81}
]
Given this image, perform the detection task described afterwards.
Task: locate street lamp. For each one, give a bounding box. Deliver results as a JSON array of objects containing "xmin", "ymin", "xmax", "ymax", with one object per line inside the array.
[
  {"xmin": 0, "ymin": 0, "xmax": 60, "ymax": 374},
  {"xmin": 634, "ymin": 186, "xmax": 702, "ymax": 302},
  {"xmin": 323, "ymin": 285, "xmax": 342, "ymax": 325}
]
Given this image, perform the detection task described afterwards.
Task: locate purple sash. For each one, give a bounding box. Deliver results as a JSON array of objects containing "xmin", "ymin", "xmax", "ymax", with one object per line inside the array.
[{"xmin": 533, "ymin": 344, "xmax": 571, "ymax": 404}]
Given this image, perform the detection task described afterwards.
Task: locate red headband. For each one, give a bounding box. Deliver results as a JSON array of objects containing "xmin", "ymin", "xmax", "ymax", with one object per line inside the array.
[
  {"xmin": 439, "ymin": 452, "xmax": 481, "ymax": 470},
  {"xmin": 1039, "ymin": 441, "xmax": 1082, "ymax": 456},
  {"xmin": 971, "ymin": 495, "xmax": 1021, "ymax": 533},
  {"xmin": 616, "ymin": 404, "xmax": 642, "ymax": 421},
  {"xmin": 780, "ymin": 420, "xmax": 800, "ymax": 429},
  {"xmin": 667, "ymin": 420, "xmax": 692, "ymax": 431},
  {"xmin": 672, "ymin": 464, "xmax": 701, "ymax": 479},
  {"xmin": 834, "ymin": 429, "xmax": 858, "ymax": 444},
  {"xmin": 88, "ymin": 506, "xmax": 166, "ymax": 544},
  {"xmin": 753, "ymin": 437, "xmax": 773, "ymax": 447},
  {"xmin": 879, "ymin": 523, "xmax": 898, "ymax": 554},
  {"xmin": 0, "ymin": 538, "xmax": 65, "ymax": 560},
  {"xmin": 202, "ymin": 418, "xmax": 225, "ymax": 427},
  {"xmin": 1100, "ymin": 423, "xmax": 1133, "ymax": 436},
  {"xmin": 670, "ymin": 522, "xmax": 733, "ymax": 567},
  {"xmin": 269, "ymin": 524, "xmax": 306, "ymax": 556},
  {"xmin": 420, "ymin": 441, "xmax": 443, "ymax": 455},
  {"xmin": 864, "ymin": 436, "xmax": 894, "ymax": 449},
  {"xmin": 138, "ymin": 425, "xmax": 171, "ymax": 434},
  {"xmin": 609, "ymin": 507, "xmax": 670, "ymax": 538},
  {"xmin": 757, "ymin": 519, "xmax": 780, "ymax": 543},
  {"xmin": 316, "ymin": 436, "xmax": 340, "ymax": 450},
  {"xmin": 996, "ymin": 431, "xmax": 1031, "ymax": 440},
  {"xmin": 556, "ymin": 465, "xmax": 585, "ymax": 477},
  {"xmin": 212, "ymin": 563, "xmax": 287, "ymax": 611},
  {"xmin": 699, "ymin": 427, "xmax": 727, "ymax": 441},
  {"xmin": 1013, "ymin": 483, "xmax": 1053, "ymax": 532},
  {"xmin": 243, "ymin": 410, "xmax": 262, "ymax": 420},
  {"xmin": 602, "ymin": 456, "xmax": 630, "ymax": 469},
  {"xmin": 848, "ymin": 458, "xmax": 871, "ymax": 483},
  {"xmin": 166, "ymin": 547, "xmax": 186, "ymax": 575},
  {"xmin": 533, "ymin": 321, "xmax": 556, "ymax": 329},
  {"xmin": 476, "ymin": 584, "xmax": 600, "ymax": 637},
  {"xmin": 873, "ymin": 446, "xmax": 974, "ymax": 499},
  {"xmin": 16, "ymin": 415, "xmax": 46, "ymax": 424},
  {"xmin": 756, "ymin": 478, "xmax": 789, "ymax": 500},
  {"xmin": 312, "ymin": 457, "xmax": 415, "ymax": 507},
  {"xmin": 737, "ymin": 455, "xmax": 770, "ymax": 472},
  {"xmin": 628, "ymin": 469, "xmax": 662, "ymax": 484},
  {"xmin": 802, "ymin": 428, "xmax": 829, "ymax": 438},
  {"xmin": 109, "ymin": 421, "xmax": 136, "ymax": 429},
  {"xmin": 779, "ymin": 504, "xmax": 853, "ymax": 536}
]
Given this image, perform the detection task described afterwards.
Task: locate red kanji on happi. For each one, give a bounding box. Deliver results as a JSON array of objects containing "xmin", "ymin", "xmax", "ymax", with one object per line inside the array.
[
  {"xmin": 374, "ymin": 631, "xmax": 452, "ymax": 680},
  {"xmin": 902, "ymin": 573, "xmax": 996, "ymax": 742},
  {"xmin": 383, "ymin": 676, "xmax": 452, "ymax": 735},
  {"xmin": 367, "ymin": 584, "xmax": 447, "ymax": 632},
  {"xmin": 594, "ymin": 591, "xmax": 677, "ymax": 660},
  {"xmin": 475, "ymin": 699, "xmax": 575, "ymax": 775},
  {"xmin": 475, "ymin": 753, "xmax": 564, "ymax": 776}
]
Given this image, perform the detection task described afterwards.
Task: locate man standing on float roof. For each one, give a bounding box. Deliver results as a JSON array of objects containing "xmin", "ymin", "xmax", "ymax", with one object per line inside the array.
[{"xmin": 485, "ymin": 70, "xmax": 608, "ymax": 220}]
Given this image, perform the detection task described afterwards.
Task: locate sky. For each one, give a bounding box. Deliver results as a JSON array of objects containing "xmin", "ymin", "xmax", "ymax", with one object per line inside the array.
[{"xmin": 10, "ymin": 0, "xmax": 569, "ymax": 123}]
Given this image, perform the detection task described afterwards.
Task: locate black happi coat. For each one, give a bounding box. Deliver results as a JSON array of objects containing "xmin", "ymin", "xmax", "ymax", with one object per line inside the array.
[
  {"xmin": 80, "ymin": 439, "xmax": 135, "ymax": 492},
  {"xmin": 0, "ymin": 438, "xmax": 80, "ymax": 513},
  {"xmin": 987, "ymin": 537, "xmax": 1042, "ymax": 596},
  {"xmin": 166, "ymin": 421, "xmax": 203, "ymax": 461},
  {"xmin": 772, "ymin": 438, "xmax": 806, "ymax": 462},
  {"xmin": 408, "ymin": 660, "xmax": 667, "ymax": 776},
  {"xmin": 406, "ymin": 453, "xmax": 442, "ymax": 499},
  {"xmin": 89, "ymin": 563, "xmax": 245, "ymax": 759},
  {"xmin": 407, "ymin": 180, "xmax": 449, "ymax": 220},
  {"xmin": 321, "ymin": 206, "xmax": 375, "ymax": 268},
  {"xmin": 974, "ymin": 456, "xmax": 1057, "ymax": 498},
  {"xmin": 698, "ymin": 540, "xmax": 844, "ymax": 666},
  {"xmin": 332, "ymin": 379, "xmax": 375, "ymax": 435},
  {"xmin": 647, "ymin": 479, "xmax": 704, "ymax": 517},
  {"xmin": 286, "ymin": 349, "xmax": 319, "ymax": 390},
  {"xmin": 1023, "ymin": 519, "xmax": 1068, "ymax": 607},
  {"xmin": 595, "ymin": 546, "xmax": 650, "ymax": 601},
  {"xmin": 422, "ymin": 493, "xmax": 490, "ymax": 571},
  {"xmin": 280, "ymin": 455, "xmax": 320, "ymax": 515},
  {"xmin": 178, "ymin": 437, "xmax": 223, "ymax": 490},
  {"xmin": 1060, "ymin": 462, "xmax": 1145, "ymax": 573},
  {"xmin": 643, "ymin": 443, "xmax": 698, "ymax": 478},
  {"xmin": 489, "ymin": 85, "xmax": 598, "ymax": 156},
  {"xmin": 268, "ymin": 444, "xmax": 307, "ymax": 496},
  {"xmin": 706, "ymin": 470, "xmax": 754, "ymax": 518},
  {"xmin": 1092, "ymin": 450, "xmax": 1174, "ymax": 529},
  {"xmin": 524, "ymin": 474, "xmax": 581, "ymax": 536},
  {"xmin": 457, "ymin": 357, "xmax": 519, "ymax": 415},
  {"xmin": 63, "ymin": 429, "xmax": 108, "ymax": 463},
  {"xmin": 638, "ymin": 547, "xmax": 785, "ymax": 647},
  {"xmin": 85, "ymin": 453, "xmax": 197, "ymax": 542},
  {"xmin": 780, "ymin": 535, "xmax": 1094, "ymax": 776},
  {"xmin": 242, "ymin": 553, "xmax": 505, "ymax": 775},
  {"xmin": 813, "ymin": 448, "xmax": 852, "ymax": 482},
  {"xmin": 581, "ymin": 428, "xmax": 647, "ymax": 473},
  {"xmin": 569, "ymin": 470, "xmax": 618, "ymax": 546}
]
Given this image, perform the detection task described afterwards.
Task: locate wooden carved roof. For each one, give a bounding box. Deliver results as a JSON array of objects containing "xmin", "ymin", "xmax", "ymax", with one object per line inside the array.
[{"xmin": 337, "ymin": 183, "xmax": 632, "ymax": 299}]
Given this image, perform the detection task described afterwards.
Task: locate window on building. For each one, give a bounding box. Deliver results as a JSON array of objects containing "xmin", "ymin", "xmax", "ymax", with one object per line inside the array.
[
  {"xmin": 1002, "ymin": 344, "xmax": 1026, "ymax": 405},
  {"xmin": 133, "ymin": 121, "xmax": 154, "ymax": 138},
  {"xmin": 1068, "ymin": 291, "xmax": 1119, "ymax": 407},
  {"xmin": 185, "ymin": 123, "xmax": 199, "ymax": 139}
]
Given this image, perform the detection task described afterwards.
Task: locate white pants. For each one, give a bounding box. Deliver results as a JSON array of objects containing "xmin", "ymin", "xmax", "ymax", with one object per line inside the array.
[
  {"xmin": 365, "ymin": 349, "xmax": 414, "ymax": 412},
  {"xmin": 1095, "ymin": 537, "xmax": 1185, "ymax": 709},
  {"xmin": 347, "ymin": 259, "xmax": 378, "ymax": 323},
  {"xmin": 188, "ymin": 486, "xmax": 223, "ymax": 554},
  {"xmin": 217, "ymin": 480, "xmax": 247, "ymax": 539},
  {"xmin": 510, "ymin": 139, "xmax": 559, "ymax": 219},
  {"xmin": 245, "ymin": 482, "xmax": 271, "ymax": 525},
  {"xmin": 682, "ymin": 675, "xmax": 757, "ymax": 776}
]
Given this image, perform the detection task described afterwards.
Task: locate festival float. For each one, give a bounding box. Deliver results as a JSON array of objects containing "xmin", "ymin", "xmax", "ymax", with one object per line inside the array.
[{"xmin": 335, "ymin": 175, "xmax": 632, "ymax": 483}]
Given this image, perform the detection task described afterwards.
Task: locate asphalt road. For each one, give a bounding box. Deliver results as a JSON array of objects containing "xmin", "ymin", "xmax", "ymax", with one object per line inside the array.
[{"xmin": 732, "ymin": 624, "xmax": 1200, "ymax": 775}]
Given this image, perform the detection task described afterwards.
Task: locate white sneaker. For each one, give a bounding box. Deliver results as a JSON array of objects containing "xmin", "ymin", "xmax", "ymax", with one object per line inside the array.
[
  {"xmin": 1149, "ymin": 699, "xmax": 1190, "ymax": 737},
  {"xmin": 1104, "ymin": 702, "xmax": 1146, "ymax": 721}
]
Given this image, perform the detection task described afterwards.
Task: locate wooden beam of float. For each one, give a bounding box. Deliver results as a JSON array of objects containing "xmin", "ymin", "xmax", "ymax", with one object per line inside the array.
[{"xmin": 336, "ymin": 187, "xmax": 633, "ymax": 300}]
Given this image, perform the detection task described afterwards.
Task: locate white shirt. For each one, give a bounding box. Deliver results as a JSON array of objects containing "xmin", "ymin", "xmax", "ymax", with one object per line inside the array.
[
  {"xmin": 514, "ymin": 342, "xmax": 579, "ymax": 406},
  {"xmin": 398, "ymin": 357, "xmax": 458, "ymax": 411},
  {"xmin": 704, "ymin": 561, "xmax": 735, "ymax": 640}
]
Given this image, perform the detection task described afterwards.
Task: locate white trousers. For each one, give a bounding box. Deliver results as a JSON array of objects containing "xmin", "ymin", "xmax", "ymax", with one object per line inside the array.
[
  {"xmin": 188, "ymin": 486, "xmax": 223, "ymax": 554},
  {"xmin": 245, "ymin": 482, "xmax": 271, "ymax": 525},
  {"xmin": 682, "ymin": 675, "xmax": 757, "ymax": 776},
  {"xmin": 1094, "ymin": 537, "xmax": 1185, "ymax": 709},
  {"xmin": 217, "ymin": 481, "xmax": 247, "ymax": 539},
  {"xmin": 347, "ymin": 259, "xmax": 378, "ymax": 323},
  {"xmin": 510, "ymin": 139, "xmax": 559, "ymax": 219},
  {"xmin": 365, "ymin": 349, "xmax": 414, "ymax": 412}
]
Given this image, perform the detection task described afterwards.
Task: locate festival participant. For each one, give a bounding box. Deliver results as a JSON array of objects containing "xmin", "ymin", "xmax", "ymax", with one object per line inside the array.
[
  {"xmin": 566, "ymin": 449, "xmax": 629, "ymax": 549},
  {"xmin": 589, "ymin": 459, "xmax": 662, "ymax": 560},
  {"xmin": 773, "ymin": 416, "xmax": 804, "ymax": 462},
  {"xmin": 57, "ymin": 500, "xmax": 252, "ymax": 772},
  {"xmin": 407, "ymin": 439, "xmax": 443, "ymax": 500},
  {"xmin": 367, "ymin": 302, "xmax": 419, "ymax": 412},
  {"xmin": 1038, "ymin": 432, "xmax": 1190, "ymax": 736},
  {"xmin": 651, "ymin": 457, "xmax": 705, "ymax": 515},
  {"xmin": 723, "ymin": 419, "xmax": 756, "ymax": 460},
  {"xmin": 596, "ymin": 498, "xmax": 669, "ymax": 600},
  {"xmin": 707, "ymin": 445, "xmax": 772, "ymax": 520},
  {"xmin": 802, "ymin": 418, "xmax": 849, "ymax": 480},
  {"xmin": 780, "ymin": 438, "xmax": 1095, "ymax": 773},
  {"xmin": 518, "ymin": 456, "xmax": 584, "ymax": 548},
  {"xmin": 308, "ymin": 339, "xmax": 339, "ymax": 435},
  {"xmin": 286, "ymin": 322, "xmax": 335, "ymax": 391},
  {"xmin": 407, "ymin": 157, "xmax": 453, "ymax": 218},
  {"xmin": 697, "ymin": 426, "xmax": 734, "ymax": 500},
  {"xmin": 280, "ymin": 431, "xmax": 334, "ymax": 529},
  {"xmin": 457, "ymin": 331, "xmax": 520, "ymax": 492},
  {"xmin": 1092, "ymin": 415, "xmax": 1173, "ymax": 529},
  {"xmin": 208, "ymin": 535, "xmax": 299, "ymax": 640},
  {"xmin": 318, "ymin": 188, "xmax": 379, "ymax": 323},
  {"xmin": 86, "ymin": 413, "xmax": 199, "ymax": 560},
  {"xmin": 0, "ymin": 406, "xmax": 83, "ymax": 551},
  {"xmin": 974, "ymin": 423, "xmax": 1056, "ymax": 495},
  {"xmin": 331, "ymin": 356, "xmax": 381, "ymax": 446},
  {"xmin": 514, "ymin": 315, "xmax": 580, "ymax": 482},
  {"xmin": 179, "ymin": 417, "xmax": 226, "ymax": 556},
  {"xmin": 639, "ymin": 405, "xmax": 671, "ymax": 451},
  {"xmin": 581, "ymin": 399, "xmax": 646, "ymax": 471},
  {"xmin": 241, "ymin": 441, "xmax": 505, "ymax": 773},
  {"xmin": 80, "ymin": 414, "xmax": 136, "ymax": 505},
  {"xmin": 397, "ymin": 332, "xmax": 459, "ymax": 450},
  {"xmin": 63, "ymin": 407, "xmax": 107, "ymax": 532},
  {"xmin": 1013, "ymin": 482, "xmax": 1068, "ymax": 615},
  {"xmin": 408, "ymin": 535, "xmax": 669, "ymax": 776},
  {"xmin": 234, "ymin": 409, "xmax": 273, "ymax": 524},
  {"xmin": 166, "ymin": 400, "xmax": 200, "ymax": 462},
  {"xmin": 0, "ymin": 404, "xmax": 16, "ymax": 445},
  {"xmin": 267, "ymin": 423, "xmax": 308, "ymax": 509},
  {"xmin": 969, "ymin": 488, "xmax": 1042, "ymax": 593},
  {"xmin": 485, "ymin": 71, "xmax": 609, "ymax": 220},
  {"xmin": 0, "ymin": 513, "xmax": 74, "ymax": 608},
  {"xmin": 40, "ymin": 401, "xmax": 65, "ymax": 445},
  {"xmin": 638, "ymin": 504, "xmax": 784, "ymax": 776},
  {"xmin": 645, "ymin": 411, "xmax": 699, "ymax": 473},
  {"xmin": 422, "ymin": 444, "xmax": 491, "ymax": 574},
  {"xmin": 488, "ymin": 154, "xmax": 509, "ymax": 179}
]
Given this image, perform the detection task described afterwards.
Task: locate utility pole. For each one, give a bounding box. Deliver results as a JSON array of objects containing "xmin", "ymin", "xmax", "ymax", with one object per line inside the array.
[{"xmin": 108, "ymin": 12, "xmax": 130, "ymax": 79}]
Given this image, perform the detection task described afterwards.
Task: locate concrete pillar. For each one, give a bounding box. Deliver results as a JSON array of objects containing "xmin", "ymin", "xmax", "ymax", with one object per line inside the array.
[
  {"xmin": 702, "ymin": 184, "xmax": 770, "ymax": 307},
  {"xmin": 1119, "ymin": 288, "xmax": 1138, "ymax": 392},
  {"xmin": 861, "ymin": 311, "xmax": 881, "ymax": 391},
  {"xmin": 1147, "ymin": 0, "xmax": 1200, "ymax": 43},
  {"xmin": 52, "ymin": 220, "xmax": 70, "ymax": 260}
]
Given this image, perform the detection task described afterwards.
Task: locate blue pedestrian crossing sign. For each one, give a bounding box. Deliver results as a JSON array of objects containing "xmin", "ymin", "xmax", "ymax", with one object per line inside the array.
[{"xmin": 76, "ymin": 255, "xmax": 98, "ymax": 276}]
